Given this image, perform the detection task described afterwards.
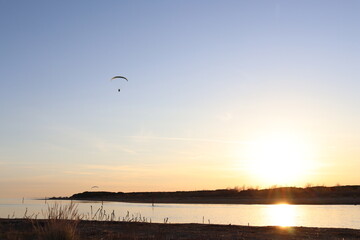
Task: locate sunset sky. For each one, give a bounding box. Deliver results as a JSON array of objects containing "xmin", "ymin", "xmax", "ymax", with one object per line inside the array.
[{"xmin": 1, "ymin": 0, "xmax": 360, "ymax": 198}]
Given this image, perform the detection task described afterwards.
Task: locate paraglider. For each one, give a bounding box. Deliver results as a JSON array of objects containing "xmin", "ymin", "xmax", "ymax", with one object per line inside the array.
[{"xmin": 111, "ymin": 76, "xmax": 128, "ymax": 92}]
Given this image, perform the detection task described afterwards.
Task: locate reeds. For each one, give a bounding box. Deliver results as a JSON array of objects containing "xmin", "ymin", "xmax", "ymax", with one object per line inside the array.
[
  {"xmin": 41, "ymin": 202, "xmax": 81, "ymax": 220},
  {"xmin": 32, "ymin": 202, "xmax": 80, "ymax": 240},
  {"xmin": 33, "ymin": 221, "xmax": 78, "ymax": 240},
  {"xmin": 88, "ymin": 205, "xmax": 150, "ymax": 222},
  {"xmin": 19, "ymin": 202, "xmax": 156, "ymax": 223},
  {"xmin": 12, "ymin": 201, "xmax": 170, "ymax": 240}
]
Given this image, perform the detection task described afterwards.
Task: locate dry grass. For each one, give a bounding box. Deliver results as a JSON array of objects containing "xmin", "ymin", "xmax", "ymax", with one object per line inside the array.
[
  {"xmin": 3, "ymin": 219, "xmax": 360, "ymax": 240},
  {"xmin": 33, "ymin": 221, "xmax": 78, "ymax": 240},
  {"xmin": 17, "ymin": 202, "xmax": 154, "ymax": 240},
  {"xmin": 3, "ymin": 201, "xmax": 360, "ymax": 239},
  {"xmin": 32, "ymin": 202, "xmax": 80, "ymax": 240}
]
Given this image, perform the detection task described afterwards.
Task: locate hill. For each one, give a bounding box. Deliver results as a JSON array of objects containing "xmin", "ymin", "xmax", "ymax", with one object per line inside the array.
[{"xmin": 56, "ymin": 185, "xmax": 360, "ymax": 204}]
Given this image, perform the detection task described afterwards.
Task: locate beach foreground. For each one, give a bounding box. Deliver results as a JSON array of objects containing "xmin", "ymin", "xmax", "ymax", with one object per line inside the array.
[{"xmin": 1, "ymin": 219, "xmax": 360, "ymax": 240}]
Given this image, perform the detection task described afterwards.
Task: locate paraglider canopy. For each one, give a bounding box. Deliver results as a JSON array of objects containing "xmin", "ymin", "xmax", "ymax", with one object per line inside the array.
[
  {"xmin": 111, "ymin": 76, "xmax": 128, "ymax": 81},
  {"xmin": 111, "ymin": 76, "xmax": 128, "ymax": 92}
]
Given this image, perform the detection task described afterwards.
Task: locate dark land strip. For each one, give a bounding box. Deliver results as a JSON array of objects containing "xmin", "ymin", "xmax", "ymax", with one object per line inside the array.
[
  {"xmin": 54, "ymin": 185, "xmax": 360, "ymax": 205},
  {"xmin": 1, "ymin": 219, "xmax": 360, "ymax": 240}
]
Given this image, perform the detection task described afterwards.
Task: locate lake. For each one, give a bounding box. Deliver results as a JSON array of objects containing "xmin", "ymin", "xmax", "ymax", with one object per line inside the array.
[{"xmin": 0, "ymin": 198, "xmax": 359, "ymax": 229}]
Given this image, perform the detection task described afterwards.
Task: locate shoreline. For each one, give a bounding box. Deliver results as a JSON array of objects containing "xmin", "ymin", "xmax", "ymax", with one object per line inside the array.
[
  {"xmin": 54, "ymin": 185, "xmax": 360, "ymax": 205},
  {"xmin": 54, "ymin": 197, "xmax": 360, "ymax": 205},
  {"xmin": 1, "ymin": 219, "xmax": 360, "ymax": 240}
]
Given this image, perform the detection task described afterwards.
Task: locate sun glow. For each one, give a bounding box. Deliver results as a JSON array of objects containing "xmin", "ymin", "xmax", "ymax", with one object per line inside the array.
[
  {"xmin": 245, "ymin": 133, "xmax": 314, "ymax": 185},
  {"xmin": 267, "ymin": 203, "xmax": 297, "ymax": 227}
]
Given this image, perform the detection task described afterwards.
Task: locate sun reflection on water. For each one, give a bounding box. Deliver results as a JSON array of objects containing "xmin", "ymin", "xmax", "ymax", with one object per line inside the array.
[{"xmin": 267, "ymin": 203, "xmax": 296, "ymax": 227}]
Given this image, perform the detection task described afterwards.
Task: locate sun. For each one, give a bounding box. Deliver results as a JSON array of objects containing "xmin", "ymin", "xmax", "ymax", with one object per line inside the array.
[
  {"xmin": 267, "ymin": 203, "xmax": 297, "ymax": 227},
  {"xmin": 245, "ymin": 133, "xmax": 314, "ymax": 186}
]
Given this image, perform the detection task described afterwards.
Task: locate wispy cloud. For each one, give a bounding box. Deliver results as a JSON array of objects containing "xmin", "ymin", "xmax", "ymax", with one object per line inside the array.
[
  {"xmin": 43, "ymin": 125, "xmax": 138, "ymax": 154},
  {"xmin": 217, "ymin": 112, "xmax": 234, "ymax": 122},
  {"xmin": 93, "ymin": 141, "xmax": 137, "ymax": 154},
  {"xmin": 130, "ymin": 135, "xmax": 252, "ymax": 145},
  {"xmin": 63, "ymin": 170, "xmax": 96, "ymax": 175},
  {"xmin": 85, "ymin": 164, "xmax": 160, "ymax": 173}
]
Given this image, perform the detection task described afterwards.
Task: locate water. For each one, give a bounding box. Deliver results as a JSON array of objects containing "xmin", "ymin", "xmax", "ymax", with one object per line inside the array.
[{"xmin": 1, "ymin": 198, "xmax": 359, "ymax": 229}]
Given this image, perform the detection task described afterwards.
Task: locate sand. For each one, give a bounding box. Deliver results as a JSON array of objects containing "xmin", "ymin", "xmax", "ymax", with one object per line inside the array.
[{"xmin": 1, "ymin": 219, "xmax": 360, "ymax": 240}]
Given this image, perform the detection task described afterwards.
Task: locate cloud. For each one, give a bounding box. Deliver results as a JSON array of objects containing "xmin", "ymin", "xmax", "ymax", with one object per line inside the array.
[
  {"xmin": 84, "ymin": 164, "xmax": 159, "ymax": 173},
  {"xmin": 43, "ymin": 125, "xmax": 138, "ymax": 155},
  {"xmin": 217, "ymin": 112, "xmax": 234, "ymax": 122},
  {"xmin": 94, "ymin": 141, "xmax": 137, "ymax": 154},
  {"xmin": 130, "ymin": 135, "xmax": 251, "ymax": 145},
  {"xmin": 63, "ymin": 170, "xmax": 96, "ymax": 176}
]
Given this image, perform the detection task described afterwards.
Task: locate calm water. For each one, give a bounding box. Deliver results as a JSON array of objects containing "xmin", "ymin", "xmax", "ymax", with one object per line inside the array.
[{"xmin": 1, "ymin": 198, "xmax": 359, "ymax": 229}]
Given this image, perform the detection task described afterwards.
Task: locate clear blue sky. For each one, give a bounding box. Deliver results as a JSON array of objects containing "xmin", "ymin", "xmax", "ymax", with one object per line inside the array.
[{"xmin": 1, "ymin": 0, "xmax": 360, "ymax": 198}]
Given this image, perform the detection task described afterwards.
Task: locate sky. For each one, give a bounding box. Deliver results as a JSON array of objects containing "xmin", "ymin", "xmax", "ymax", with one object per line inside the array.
[{"xmin": 1, "ymin": 0, "xmax": 360, "ymax": 198}]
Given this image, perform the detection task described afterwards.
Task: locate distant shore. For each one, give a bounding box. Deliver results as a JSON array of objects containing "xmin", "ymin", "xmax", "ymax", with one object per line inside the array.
[
  {"xmin": 53, "ymin": 196, "xmax": 360, "ymax": 205},
  {"xmin": 1, "ymin": 219, "xmax": 360, "ymax": 240},
  {"xmin": 52, "ymin": 185, "xmax": 360, "ymax": 205}
]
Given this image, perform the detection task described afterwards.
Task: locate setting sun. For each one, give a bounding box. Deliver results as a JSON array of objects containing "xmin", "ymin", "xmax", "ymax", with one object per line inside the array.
[
  {"xmin": 267, "ymin": 203, "xmax": 297, "ymax": 227},
  {"xmin": 245, "ymin": 133, "xmax": 315, "ymax": 186}
]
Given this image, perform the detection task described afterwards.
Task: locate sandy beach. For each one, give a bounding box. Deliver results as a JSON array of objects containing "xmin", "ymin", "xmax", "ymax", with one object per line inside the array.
[{"xmin": 1, "ymin": 219, "xmax": 360, "ymax": 240}]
